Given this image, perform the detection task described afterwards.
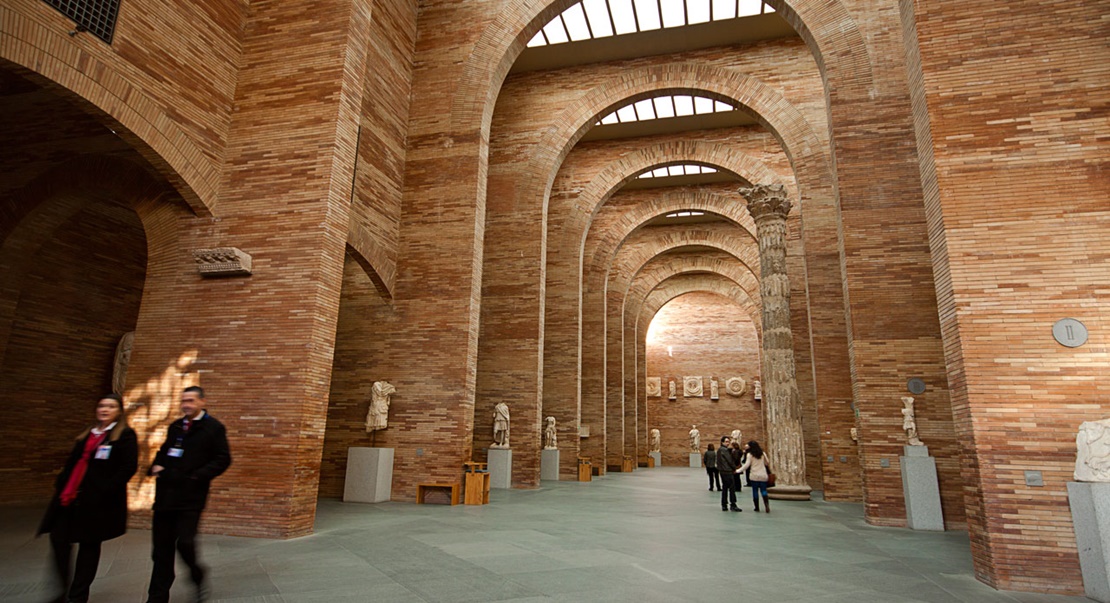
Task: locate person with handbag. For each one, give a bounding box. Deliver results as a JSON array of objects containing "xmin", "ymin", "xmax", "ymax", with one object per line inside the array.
[
  {"xmin": 736, "ymin": 440, "xmax": 772, "ymax": 513},
  {"xmin": 38, "ymin": 394, "xmax": 139, "ymax": 603}
]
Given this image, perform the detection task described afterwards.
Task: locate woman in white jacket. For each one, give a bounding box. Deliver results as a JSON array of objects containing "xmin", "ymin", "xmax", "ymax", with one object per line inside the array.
[{"xmin": 737, "ymin": 440, "xmax": 771, "ymax": 513}]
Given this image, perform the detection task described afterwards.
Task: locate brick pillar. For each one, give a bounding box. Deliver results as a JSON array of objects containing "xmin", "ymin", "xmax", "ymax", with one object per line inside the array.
[{"xmin": 741, "ymin": 183, "xmax": 811, "ymax": 500}]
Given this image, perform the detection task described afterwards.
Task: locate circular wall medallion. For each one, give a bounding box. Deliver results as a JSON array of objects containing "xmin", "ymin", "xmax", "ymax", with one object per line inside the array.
[
  {"xmin": 1052, "ymin": 318, "xmax": 1088, "ymax": 348},
  {"xmin": 725, "ymin": 377, "xmax": 746, "ymax": 396},
  {"xmin": 907, "ymin": 378, "xmax": 926, "ymax": 395}
]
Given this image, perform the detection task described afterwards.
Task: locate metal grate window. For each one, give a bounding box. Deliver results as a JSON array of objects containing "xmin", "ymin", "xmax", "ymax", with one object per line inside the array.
[{"xmin": 43, "ymin": 0, "xmax": 122, "ymax": 44}]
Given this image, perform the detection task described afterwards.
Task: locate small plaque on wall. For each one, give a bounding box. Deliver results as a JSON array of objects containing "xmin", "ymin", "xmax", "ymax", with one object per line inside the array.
[{"xmin": 1052, "ymin": 318, "xmax": 1088, "ymax": 348}]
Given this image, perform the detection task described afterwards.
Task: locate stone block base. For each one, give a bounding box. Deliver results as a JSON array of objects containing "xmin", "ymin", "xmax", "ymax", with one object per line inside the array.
[
  {"xmin": 343, "ymin": 447, "xmax": 393, "ymax": 503},
  {"xmin": 541, "ymin": 449, "xmax": 560, "ymax": 481},
  {"xmin": 649, "ymin": 452, "xmax": 661, "ymax": 467},
  {"xmin": 689, "ymin": 452, "xmax": 701, "ymax": 468},
  {"xmin": 489, "ymin": 448, "xmax": 513, "ymax": 489},
  {"xmin": 901, "ymin": 445, "xmax": 944, "ymax": 531},
  {"xmin": 1068, "ymin": 481, "xmax": 1110, "ymax": 602}
]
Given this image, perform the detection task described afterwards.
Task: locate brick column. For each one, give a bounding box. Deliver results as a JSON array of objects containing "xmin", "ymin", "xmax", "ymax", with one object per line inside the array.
[{"xmin": 741, "ymin": 183, "xmax": 811, "ymax": 500}]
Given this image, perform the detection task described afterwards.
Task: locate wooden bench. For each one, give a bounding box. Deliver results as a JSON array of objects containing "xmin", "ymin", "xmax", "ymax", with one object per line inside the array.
[{"xmin": 416, "ymin": 482, "xmax": 460, "ymax": 505}]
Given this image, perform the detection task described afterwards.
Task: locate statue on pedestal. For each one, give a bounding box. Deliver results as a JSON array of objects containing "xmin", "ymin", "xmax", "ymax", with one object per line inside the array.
[
  {"xmin": 710, "ymin": 378, "xmax": 719, "ymax": 400},
  {"xmin": 902, "ymin": 396, "xmax": 923, "ymax": 446},
  {"xmin": 1074, "ymin": 418, "xmax": 1110, "ymax": 482},
  {"xmin": 543, "ymin": 416, "xmax": 557, "ymax": 450},
  {"xmin": 650, "ymin": 429, "xmax": 661, "ymax": 452},
  {"xmin": 730, "ymin": 429, "xmax": 742, "ymax": 445},
  {"xmin": 492, "ymin": 402, "xmax": 511, "ymax": 448},
  {"xmin": 668, "ymin": 380, "xmax": 677, "ymax": 400},
  {"xmin": 753, "ymin": 379, "xmax": 762, "ymax": 401},
  {"xmin": 689, "ymin": 425, "xmax": 700, "ymax": 452},
  {"xmin": 365, "ymin": 381, "xmax": 396, "ymax": 432}
]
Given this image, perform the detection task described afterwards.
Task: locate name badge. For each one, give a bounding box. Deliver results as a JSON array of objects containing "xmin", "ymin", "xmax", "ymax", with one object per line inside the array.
[
  {"xmin": 95, "ymin": 445, "xmax": 112, "ymax": 460},
  {"xmin": 167, "ymin": 447, "xmax": 185, "ymax": 458}
]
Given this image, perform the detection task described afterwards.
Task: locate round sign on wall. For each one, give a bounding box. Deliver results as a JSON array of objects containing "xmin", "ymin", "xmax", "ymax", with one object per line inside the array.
[
  {"xmin": 1052, "ymin": 318, "xmax": 1088, "ymax": 348},
  {"xmin": 907, "ymin": 378, "xmax": 926, "ymax": 395}
]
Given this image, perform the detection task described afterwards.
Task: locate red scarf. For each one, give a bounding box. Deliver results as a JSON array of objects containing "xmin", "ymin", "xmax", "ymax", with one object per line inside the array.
[{"xmin": 59, "ymin": 431, "xmax": 107, "ymax": 507}]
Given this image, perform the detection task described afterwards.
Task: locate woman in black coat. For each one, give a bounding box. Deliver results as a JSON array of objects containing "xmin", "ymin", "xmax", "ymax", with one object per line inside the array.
[{"xmin": 38, "ymin": 394, "xmax": 138, "ymax": 603}]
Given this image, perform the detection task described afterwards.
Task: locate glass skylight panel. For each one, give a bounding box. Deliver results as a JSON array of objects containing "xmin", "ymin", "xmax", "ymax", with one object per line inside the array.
[
  {"xmin": 633, "ymin": 0, "xmax": 662, "ymax": 31},
  {"xmin": 609, "ymin": 0, "xmax": 638, "ymax": 34},
  {"xmin": 660, "ymin": 0, "xmax": 686, "ymax": 27},
  {"xmin": 653, "ymin": 97, "xmax": 676, "ymax": 118},
  {"xmin": 714, "ymin": 100, "xmax": 733, "ymax": 112},
  {"xmin": 543, "ymin": 18, "xmax": 570, "ymax": 44},
  {"xmin": 687, "ymin": 0, "xmax": 711, "ymax": 24},
  {"xmin": 712, "ymin": 0, "xmax": 737, "ymax": 20},
  {"xmin": 616, "ymin": 105, "xmax": 638, "ymax": 122},
  {"xmin": 693, "ymin": 96, "xmax": 714, "ymax": 114},
  {"xmin": 665, "ymin": 210, "xmax": 707, "ymax": 217},
  {"xmin": 600, "ymin": 113, "xmax": 620, "ymax": 125},
  {"xmin": 563, "ymin": 4, "xmax": 593, "ymax": 41},
  {"xmin": 633, "ymin": 99, "xmax": 657, "ymax": 120},
  {"xmin": 527, "ymin": 31, "xmax": 546, "ymax": 47},
  {"xmin": 583, "ymin": 0, "xmax": 614, "ymax": 37},
  {"xmin": 673, "ymin": 95, "xmax": 695, "ymax": 116},
  {"xmin": 529, "ymin": 1, "xmax": 771, "ymax": 47},
  {"xmin": 737, "ymin": 0, "xmax": 762, "ymax": 17},
  {"xmin": 637, "ymin": 165, "xmax": 718, "ymax": 179}
]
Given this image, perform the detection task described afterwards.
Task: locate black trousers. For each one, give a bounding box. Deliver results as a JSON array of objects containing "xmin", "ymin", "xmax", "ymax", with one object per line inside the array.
[
  {"xmin": 719, "ymin": 472, "xmax": 737, "ymax": 508},
  {"xmin": 706, "ymin": 468, "xmax": 721, "ymax": 490},
  {"xmin": 147, "ymin": 509, "xmax": 205, "ymax": 602},
  {"xmin": 49, "ymin": 515, "xmax": 102, "ymax": 603}
]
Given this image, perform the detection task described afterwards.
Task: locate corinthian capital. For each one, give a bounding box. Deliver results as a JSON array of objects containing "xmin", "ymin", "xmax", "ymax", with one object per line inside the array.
[{"xmin": 739, "ymin": 183, "xmax": 792, "ymax": 221}]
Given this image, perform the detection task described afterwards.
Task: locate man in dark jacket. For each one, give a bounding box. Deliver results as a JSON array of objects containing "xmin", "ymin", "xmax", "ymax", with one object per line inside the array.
[
  {"xmin": 145, "ymin": 386, "xmax": 231, "ymax": 603},
  {"xmin": 715, "ymin": 435, "xmax": 741, "ymax": 511}
]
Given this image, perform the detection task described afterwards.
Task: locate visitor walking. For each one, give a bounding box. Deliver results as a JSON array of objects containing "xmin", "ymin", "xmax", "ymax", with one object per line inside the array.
[
  {"xmin": 38, "ymin": 394, "xmax": 138, "ymax": 603},
  {"xmin": 737, "ymin": 440, "xmax": 772, "ymax": 513},
  {"xmin": 715, "ymin": 436, "xmax": 741, "ymax": 511},
  {"xmin": 703, "ymin": 444, "xmax": 720, "ymax": 491}
]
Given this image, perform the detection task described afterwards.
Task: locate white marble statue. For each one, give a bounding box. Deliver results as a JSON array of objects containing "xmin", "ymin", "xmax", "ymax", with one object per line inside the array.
[
  {"xmin": 650, "ymin": 429, "xmax": 661, "ymax": 452},
  {"xmin": 112, "ymin": 331, "xmax": 135, "ymax": 395},
  {"xmin": 543, "ymin": 416, "xmax": 558, "ymax": 450},
  {"xmin": 710, "ymin": 378, "xmax": 719, "ymax": 400},
  {"xmin": 850, "ymin": 427, "xmax": 858, "ymax": 442},
  {"xmin": 689, "ymin": 425, "xmax": 700, "ymax": 452},
  {"xmin": 492, "ymin": 402, "xmax": 511, "ymax": 448},
  {"xmin": 730, "ymin": 429, "xmax": 742, "ymax": 445},
  {"xmin": 365, "ymin": 380, "xmax": 396, "ymax": 432},
  {"xmin": 753, "ymin": 379, "xmax": 762, "ymax": 401},
  {"xmin": 646, "ymin": 377, "xmax": 661, "ymax": 398},
  {"xmin": 1074, "ymin": 418, "xmax": 1110, "ymax": 482},
  {"xmin": 668, "ymin": 380, "xmax": 677, "ymax": 400},
  {"xmin": 902, "ymin": 396, "xmax": 923, "ymax": 446}
]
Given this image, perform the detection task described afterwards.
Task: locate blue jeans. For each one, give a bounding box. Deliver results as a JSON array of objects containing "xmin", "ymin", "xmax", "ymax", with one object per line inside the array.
[{"xmin": 750, "ymin": 480, "xmax": 768, "ymax": 500}]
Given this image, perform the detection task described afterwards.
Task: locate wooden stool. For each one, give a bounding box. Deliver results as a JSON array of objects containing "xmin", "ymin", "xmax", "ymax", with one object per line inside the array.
[
  {"xmin": 463, "ymin": 462, "xmax": 490, "ymax": 505},
  {"xmin": 416, "ymin": 482, "xmax": 460, "ymax": 505},
  {"xmin": 577, "ymin": 457, "xmax": 592, "ymax": 482}
]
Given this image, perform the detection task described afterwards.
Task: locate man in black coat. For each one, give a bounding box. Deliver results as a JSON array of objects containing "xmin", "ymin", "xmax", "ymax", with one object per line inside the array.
[
  {"xmin": 144, "ymin": 386, "xmax": 231, "ymax": 603},
  {"xmin": 715, "ymin": 435, "xmax": 741, "ymax": 512}
]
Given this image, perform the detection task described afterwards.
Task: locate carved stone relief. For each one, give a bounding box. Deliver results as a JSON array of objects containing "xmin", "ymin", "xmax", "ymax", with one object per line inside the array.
[
  {"xmin": 725, "ymin": 377, "xmax": 746, "ymax": 396},
  {"xmin": 710, "ymin": 378, "xmax": 719, "ymax": 401},
  {"xmin": 645, "ymin": 377, "xmax": 661, "ymax": 398},
  {"xmin": 683, "ymin": 376, "xmax": 703, "ymax": 397},
  {"xmin": 1074, "ymin": 418, "xmax": 1110, "ymax": 482},
  {"xmin": 668, "ymin": 380, "xmax": 676, "ymax": 400}
]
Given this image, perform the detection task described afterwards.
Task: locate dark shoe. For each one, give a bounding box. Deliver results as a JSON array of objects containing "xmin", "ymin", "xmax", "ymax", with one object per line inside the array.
[
  {"xmin": 730, "ymin": 506, "xmax": 742, "ymax": 512},
  {"xmin": 763, "ymin": 496, "xmax": 771, "ymax": 513},
  {"xmin": 721, "ymin": 507, "xmax": 728, "ymax": 512}
]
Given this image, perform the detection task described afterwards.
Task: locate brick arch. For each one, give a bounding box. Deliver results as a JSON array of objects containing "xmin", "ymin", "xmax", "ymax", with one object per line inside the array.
[
  {"xmin": 607, "ymin": 226, "xmax": 761, "ymax": 298},
  {"xmin": 568, "ymin": 139, "xmax": 793, "ymax": 261},
  {"xmin": 639, "ymin": 274, "xmax": 756, "ymax": 342},
  {"xmin": 451, "ymin": 0, "xmax": 874, "ymax": 142},
  {"xmin": 0, "ymin": 156, "xmax": 191, "ymax": 367},
  {"xmin": 626, "ymin": 251, "xmax": 762, "ymax": 334},
  {"xmin": 0, "ymin": 46, "xmax": 211, "ymax": 215},
  {"xmin": 583, "ymin": 189, "xmax": 761, "ymax": 291}
]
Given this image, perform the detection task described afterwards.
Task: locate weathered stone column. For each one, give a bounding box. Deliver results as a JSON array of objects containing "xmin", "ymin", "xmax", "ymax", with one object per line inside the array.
[{"xmin": 740, "ymin": 184, "xmax": 811, "ymax": 501}]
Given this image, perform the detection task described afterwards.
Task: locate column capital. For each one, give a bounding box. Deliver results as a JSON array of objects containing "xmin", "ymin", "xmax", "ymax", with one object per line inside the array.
[{"xmin": 739, "ymin": 183, "xmax": 792, "ymax": 221}]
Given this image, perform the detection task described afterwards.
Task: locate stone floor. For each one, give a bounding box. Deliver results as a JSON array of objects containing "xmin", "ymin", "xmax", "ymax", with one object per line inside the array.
[{"xmin": 0, "ymin": 467, "xmax": 1091, "ymax": 603}]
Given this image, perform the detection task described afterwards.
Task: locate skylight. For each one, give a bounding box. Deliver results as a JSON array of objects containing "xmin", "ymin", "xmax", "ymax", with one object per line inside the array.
[
  {"xmin": 528, "ymin": 0, "xmax": 773, "ymax": 47},
  {"xmin": 598, "ymin": 95, "xmax": 736, "ymax": 125},
  {"xmin": 665, "ymin": 210, "xmax": 706, "ymax": 218},
  {"xmin": 637, "ymin": 165, "xmax": 718, "ymax": 179}
]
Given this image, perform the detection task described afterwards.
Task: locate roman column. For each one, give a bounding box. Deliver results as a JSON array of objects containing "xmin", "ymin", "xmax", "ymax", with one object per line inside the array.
[{"xmin": 740, "ymin": 183, "xmax": 811, "ymax": 500}]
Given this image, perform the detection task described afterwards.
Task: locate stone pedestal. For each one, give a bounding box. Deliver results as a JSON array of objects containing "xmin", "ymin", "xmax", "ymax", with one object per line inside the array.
[
  {"xmin": 488, "ymin": 448, "xmax": 513, "ymax": 489},
  {"xmin": 343, "ymin": 447, "xmax": 393, "ymax": 503},
  {"xmin": 689, "ymin": 452, "xmax": 701, "ymax": 468},
  {"xmin": 1068, "ymin": 482, "xmax": 1110, "ymax": 602},
  {"xmin": 900, "ymin": 445, "xmax": 944, "ymax": 531},
  {"xmin": 649, "ymin": 451, "xmax": 661, "ymax": 467},
  {"xmin": 541, "ymin": 449, "xmax": 560, "ymax": 481}
]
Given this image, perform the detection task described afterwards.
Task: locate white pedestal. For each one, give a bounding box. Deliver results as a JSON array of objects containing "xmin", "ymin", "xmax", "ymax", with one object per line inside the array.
[
  {"xmin": 1068, "ymin": 482, "xmax": 1110, "ymax": 602},
  {"xmin": 689, "ymin": 452, "xmax": 701, "ymax": 468},
  {"xmin": 488, "ymin": 448, "xmax": 513, "ymax": 489},
  {"xmin": 541, "ymin": 449, "xmax": 560, "ymax": 481},
  {"xmin": 900, "ymin": 445, "xmax": 944, "ymax": 531},
  {"xmin": 649, "ymin": 452, "xmax": 661, "ymax": 467},
  {"xmin": 343, "ymin": 447, "xmax": 393, "ymax": 503}
]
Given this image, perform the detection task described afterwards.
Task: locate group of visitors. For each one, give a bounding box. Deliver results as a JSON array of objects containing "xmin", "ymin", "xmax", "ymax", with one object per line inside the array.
[
  {"xmin": 703, "ymin": 436, "xmax": 772, "ymax": 513},
  {"xmin": 39, "ymin": 386, "xmax": 231, "ymax": 603}
]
